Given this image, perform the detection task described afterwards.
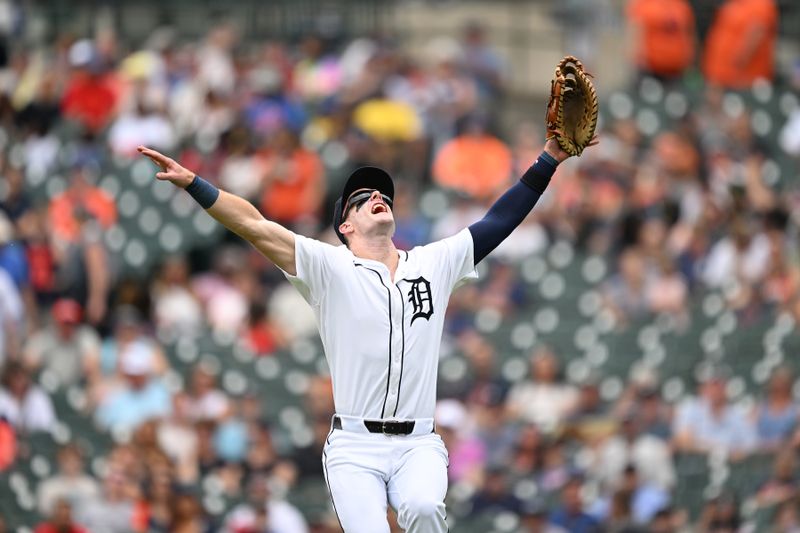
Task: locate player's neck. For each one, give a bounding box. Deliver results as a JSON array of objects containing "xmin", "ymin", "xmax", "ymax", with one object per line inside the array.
[{"xmin": 351, "ymin": 236, "xmax": 399, "ymax": 275}]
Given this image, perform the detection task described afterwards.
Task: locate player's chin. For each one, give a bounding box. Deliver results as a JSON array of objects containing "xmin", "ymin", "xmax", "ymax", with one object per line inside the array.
[{"xmin": 371, "ymin": 216, "xmax": 395, "ymax": 234}]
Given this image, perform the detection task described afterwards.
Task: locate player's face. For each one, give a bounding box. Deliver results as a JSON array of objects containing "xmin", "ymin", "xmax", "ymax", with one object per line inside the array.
[{"xmin": 342, "ymin": 188, "xmax": 395, "ymax": 237}]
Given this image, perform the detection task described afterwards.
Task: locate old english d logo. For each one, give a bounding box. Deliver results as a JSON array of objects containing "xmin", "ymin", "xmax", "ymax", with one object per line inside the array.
[{"xmin": 407, "ymin": 276, "xmax": 433, "ymax": 325}]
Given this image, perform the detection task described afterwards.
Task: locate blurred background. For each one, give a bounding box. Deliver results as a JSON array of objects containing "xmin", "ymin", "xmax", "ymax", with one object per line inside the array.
[{"xmin": 0, "ymin": 0, "xmax": 800, "ymax": 531}]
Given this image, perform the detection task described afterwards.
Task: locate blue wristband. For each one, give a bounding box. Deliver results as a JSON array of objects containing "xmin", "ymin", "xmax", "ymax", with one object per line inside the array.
[
  {"xmin": 185, "ymin": 175, "xmax": 219, "ymax": 209},
  {"xmin": 520, "ymin": 151, "xmax": 559, "ymax": 194}
]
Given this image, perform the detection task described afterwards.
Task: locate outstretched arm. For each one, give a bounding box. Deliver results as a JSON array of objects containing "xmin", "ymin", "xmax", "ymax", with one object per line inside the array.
[
  {"xmin": 468, "ymin": 139, "xmax": 570, "ymax": 265},
  {"xmin": 138, "ymin": 146, "xmax": 297, "ymax": 275}
]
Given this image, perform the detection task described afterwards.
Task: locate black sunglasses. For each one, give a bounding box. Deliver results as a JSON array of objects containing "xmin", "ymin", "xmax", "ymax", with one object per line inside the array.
[{"xmin": 343, "ymin": 189, "xmax": 393, "ymax": 219}]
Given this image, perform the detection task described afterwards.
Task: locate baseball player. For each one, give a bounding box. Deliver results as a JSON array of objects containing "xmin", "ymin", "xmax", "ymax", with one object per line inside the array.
[{"xmin": 139, "ymin": 130, "xmax": 578, "ymax": 532}]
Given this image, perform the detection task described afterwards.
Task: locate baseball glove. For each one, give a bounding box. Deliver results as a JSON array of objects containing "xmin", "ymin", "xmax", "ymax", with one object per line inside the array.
[{"xmin": 545, "ymin": 55, "xmax": 599, "ymax": 157}]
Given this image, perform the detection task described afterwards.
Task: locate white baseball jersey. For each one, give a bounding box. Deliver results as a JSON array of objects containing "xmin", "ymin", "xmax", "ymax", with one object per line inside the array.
[{"xmin": 283, "ymin": 228, "xmax": 477, "ymax": 420}]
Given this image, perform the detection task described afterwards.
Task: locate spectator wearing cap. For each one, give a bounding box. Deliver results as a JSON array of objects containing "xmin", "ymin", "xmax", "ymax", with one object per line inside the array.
[
  {"xmin": 36, "ymin": 444, "xmax": 100, "ymax": 517},
  {"xmin": 34, "ymin": 499, "xmax": 88, "ymax": 533},
  {"xmin": 673, "ymin": 367, "xmax": 758, "ymax": 458},
  {"xmin": 549, "ymin": 475, "xmax": 602, "ymax": 533},
  {"xmin": 0, "ymin": 361, "xmax": 56, "ymax": 432},
  {"xmin": 519, "ymin": 499, "xmax": 568, "ymax": 533},
  {"xmin": 89, "ymin": 305, "xmax": 167, "ymax": 405},
  {"xmin": 23, "ymin": 298, "xmax": 100, "ymax": 388},
  {"xmin": 506, "ymin": 346, "xmax": 579, "ymax": 430},
  {"xmin": 95, "ymin": 341, "xmax": 172, "ymax": 432}
]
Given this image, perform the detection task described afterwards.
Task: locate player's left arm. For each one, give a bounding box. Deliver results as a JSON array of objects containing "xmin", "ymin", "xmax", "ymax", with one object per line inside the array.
[{"xmin": 468, "ymin": 138, "xmax": 572, "ymax": 265}]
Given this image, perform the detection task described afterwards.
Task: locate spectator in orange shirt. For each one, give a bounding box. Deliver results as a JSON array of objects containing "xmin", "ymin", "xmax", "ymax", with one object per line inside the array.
[
  {"xmin": 433, "ymin": 115, "xmax": 512, "ymax": 200},
  {"xmin": 49, "ymin": 165, "xmax": 117, "ymax": 243},
  {"xmin": 703, "ymin": 0, "xmax": 778, "ymax": 89},
  {"xmin": 627, "ymin": 0, "xmax": 696, "ymax": 80},
  {"xmin": 48, "ymin": 166, "xmax": 115, "ymax": 323},
  {"xmin": 259, "ymin": 127, "xmax": 324, "ymax": 230}
]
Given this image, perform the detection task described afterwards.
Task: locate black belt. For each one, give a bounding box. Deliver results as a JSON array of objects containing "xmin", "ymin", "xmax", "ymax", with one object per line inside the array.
[{"xmin": 333, "ymin": 415, "xmax": 416, "ymax": 435}]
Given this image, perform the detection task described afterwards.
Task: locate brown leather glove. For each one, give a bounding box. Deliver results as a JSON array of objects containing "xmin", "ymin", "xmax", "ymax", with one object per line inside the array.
[{"xmin": 545, "ymin": 55, "xmax": 599, "ymax": 157}]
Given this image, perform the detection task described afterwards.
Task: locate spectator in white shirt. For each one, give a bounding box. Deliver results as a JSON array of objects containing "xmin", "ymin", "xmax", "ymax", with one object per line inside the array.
[
  {"xmin": 591, "ymin": 411, "xmax": 676, "ymax": 491},
  {"xmin": 223, "ymin": 474, "xmax": 308, "ymax": 533},
  {"xmin": 0, "ymin": 361, "xmax": 57, "ymax": 432},
  {"xmin": 185, "ymin": 364, "xmax": 231, "ymax": 422},
  {"xmin": 506, "ymin": 346, "xmax": 578, "ymax": 430},
  {"xmin": 37, "ymin": 443, "xmax": 100, "ymax": 516}
]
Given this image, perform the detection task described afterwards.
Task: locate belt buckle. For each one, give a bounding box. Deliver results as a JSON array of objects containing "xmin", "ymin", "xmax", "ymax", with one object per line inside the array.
[{"xmin": 382, "ymin": 421, "xmax": 391, "ymax": 434}]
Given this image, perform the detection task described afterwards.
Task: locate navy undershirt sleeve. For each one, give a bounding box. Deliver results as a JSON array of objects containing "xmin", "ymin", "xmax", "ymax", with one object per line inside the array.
[{"xmin": 468, "ymin": 152, "xmax": 558, "ymax": 265}]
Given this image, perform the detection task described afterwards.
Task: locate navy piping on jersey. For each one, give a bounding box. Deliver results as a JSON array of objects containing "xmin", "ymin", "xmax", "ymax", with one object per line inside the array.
[
  {"xmin": 393, "ymin": 282, "xmax": 406, "ymax": 418},
  {"xmin": 322, "ymin": 424, "xmax": 343, "ymax": 530},
  {"xmin": 355, "ymin": 264, "xmax": 394, "ymax": 418},
  {"xmin": 322, "ymin": 448, "xmax": 344, "ymax": 530}
]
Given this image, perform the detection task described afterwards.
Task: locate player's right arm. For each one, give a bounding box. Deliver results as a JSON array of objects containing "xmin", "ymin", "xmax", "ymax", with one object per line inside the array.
[{"xmin": 137, "ymin": 146, "xmax": 297, "ymax": 275}]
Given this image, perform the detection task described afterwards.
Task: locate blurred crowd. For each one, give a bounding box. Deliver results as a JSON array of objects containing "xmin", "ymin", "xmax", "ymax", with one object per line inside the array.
[{"xmin": 0, "ymin": 0, "xmax": 798, "ymax": 531}]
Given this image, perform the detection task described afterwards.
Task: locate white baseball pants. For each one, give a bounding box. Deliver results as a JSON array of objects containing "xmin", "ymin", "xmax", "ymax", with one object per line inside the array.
[{"xmin": 322, "ymin": 423, "xmax": 449, "ymax": 533}]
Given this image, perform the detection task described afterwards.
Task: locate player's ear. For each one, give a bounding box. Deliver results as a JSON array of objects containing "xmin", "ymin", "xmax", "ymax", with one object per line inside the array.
[{"xmin": 339, "ymin": 221, "xmax": 353, "ymax": 237}]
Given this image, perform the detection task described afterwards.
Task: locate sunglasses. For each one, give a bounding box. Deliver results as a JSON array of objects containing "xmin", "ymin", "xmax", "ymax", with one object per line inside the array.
[{"xmin": 343, "ymin": 189, "xmax": 393, "ymax": 219}]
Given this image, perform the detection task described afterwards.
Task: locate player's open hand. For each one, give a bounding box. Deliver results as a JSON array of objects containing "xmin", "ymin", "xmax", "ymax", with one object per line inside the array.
[{"xmin": 138, "ymin": 146, "xmax": 196, "ymax": 188}]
